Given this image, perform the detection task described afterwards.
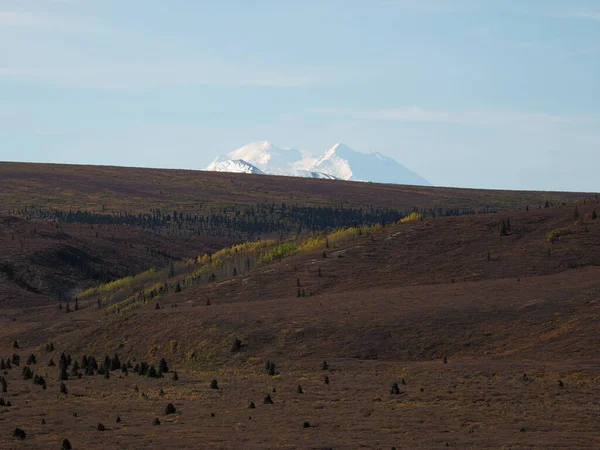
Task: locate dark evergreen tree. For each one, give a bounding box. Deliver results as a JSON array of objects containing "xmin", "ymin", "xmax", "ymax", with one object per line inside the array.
[
  {"xmin": 22, "ymin": 366, "xmax": 33, "ymax": 380},
  {"xmin": 159, "ymin": 358, "xmax": 169, "ymax": 374},
  {"xmin": 165, "ymin": 403, "xmax": 176, "ymax": 415},
  {"xmin": 265, "ymin": 361, "xmax": 277, "ymax": 376},
  {"xmin": 210, "ymin": 379, "xmax": 219, "ymax": 389},
  {"xmin": 12, "ymin": 341, "xmax": 19, "ymax": 349},
  {"xmin": 391, "ymin": 382, "xmax": 401, "ymax": 395},
  {"xmin": 297, "ymin": 385, "xmax": 303, "ymax": 394},
  {"xmin": 263, "ymin": 394, "xmax": 274, "ymax": 404},
  {"xmin": 12, "ymin": 427, "xmax": 26, "ymax": 439},
  {"xmin": 147, "ymin": 365, "xmax": 158, "ymax": 378},
  {"xmin": 139, "ymin": 361, "xmax": 149, "ymax": 375},
  {"xmin": 111, "ymin": 354, "xmax": 121, "ymax": 371},
  {"xmin": 60, "ymin": 382, "xmax": 68, "ymax": 394},
  {"xmin": 61, "ymin": 439, "xmax": 72, "ymax": 450},
  {"xmin": 97, "ymin": 423, "xmax": 105, "ymax": 431},
  {"xmin": 59, "ymin": 365, "xmax": 69, "ymax": 381}
]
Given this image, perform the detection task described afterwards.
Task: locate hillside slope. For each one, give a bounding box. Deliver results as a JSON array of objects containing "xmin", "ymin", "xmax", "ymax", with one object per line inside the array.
[{"xmin": 1, "ymin": 193, "xmax": 599, "ymax": 448}]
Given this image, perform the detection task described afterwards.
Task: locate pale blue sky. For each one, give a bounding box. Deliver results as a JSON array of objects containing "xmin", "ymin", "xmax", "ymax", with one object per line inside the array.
[{"xmin": 1, "ymin": 0, "xmax": 599, "ymax": 191}]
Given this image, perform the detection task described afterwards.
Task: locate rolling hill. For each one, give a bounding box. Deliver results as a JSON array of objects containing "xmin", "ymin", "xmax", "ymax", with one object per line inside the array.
[{"xmin": 0, "ymin": 161, "xmax": 599, "ymax": 448}]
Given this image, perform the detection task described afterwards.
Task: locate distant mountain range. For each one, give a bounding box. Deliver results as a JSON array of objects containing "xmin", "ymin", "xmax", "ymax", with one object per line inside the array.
[{"xmin": 205, "ymin": 141, "xmax": 430, "ymax": 186}]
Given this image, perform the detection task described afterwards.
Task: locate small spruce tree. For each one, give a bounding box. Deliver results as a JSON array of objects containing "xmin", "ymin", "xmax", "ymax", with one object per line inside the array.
[
  {"xmin": 22, "ymin": 366, "xmax": 33, "ymax": 380},
  {"xmin": 12, "ymin": 427, "xmax": 26, "ymax": 440},
  {"xmin": 210, "ymin": 379, "xmax": 219, "ymax": 389}
]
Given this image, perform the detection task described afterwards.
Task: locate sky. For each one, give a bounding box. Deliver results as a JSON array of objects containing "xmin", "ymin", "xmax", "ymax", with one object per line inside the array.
[{"xmin": 0, "ymin": 0, "xmax": 599, "ymax": 191}]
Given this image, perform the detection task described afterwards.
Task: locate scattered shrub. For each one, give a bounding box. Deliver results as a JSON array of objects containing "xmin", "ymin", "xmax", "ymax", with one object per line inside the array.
[
  {"xmin": 12, "ymin": 427, "xmax": 26, "ymax": 440},
  {"xmin": 546, "ymin": 227, "xmax": 572, "ymax": 243},
  {"xmin": 230, "ymin": 338, "xmax": 243, "ymax": 352},
  {"xmin": 265, "ymin": 361, "xmax": 277, "ymax": 376}
]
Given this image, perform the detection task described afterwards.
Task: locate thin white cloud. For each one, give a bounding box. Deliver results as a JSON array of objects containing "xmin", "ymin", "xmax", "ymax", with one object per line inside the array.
[
  {"xmin": 0, "ymin": 61, "xmax": 315, "ymax": 89},
  {"xmin": 553, "ymin": 9, "xmax": 600, "ymax": 22},
  {"xmin": 0, "ymin": 11, "xmax": 50, "ymax": 26},
  {"xmin": 313, "ymin": 107, "xmax": 600, "ymax": 127},
  {"xmin": 0, "ymin": 10, "xmax": 108, "ymax": 31}
]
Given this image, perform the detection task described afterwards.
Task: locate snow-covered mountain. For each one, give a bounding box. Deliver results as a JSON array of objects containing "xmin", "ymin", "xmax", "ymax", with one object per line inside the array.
[
  {"xmin": 207, "ymin": 141, "xmax": 334, "ymax": 179},
  {"xmin": 310, "ymin": 143, "xmax": 430, "ymax": 186},
  {"xmin": 225, "ymin": 141, "xmax": 307, "ymax": 171},
  {"xmin": 205, "ymin": 159, "xmax": 263, "ymax": 175},
  {"xmin": 205, "ymin": 141, "xmax": 430, "ymax": 186}
]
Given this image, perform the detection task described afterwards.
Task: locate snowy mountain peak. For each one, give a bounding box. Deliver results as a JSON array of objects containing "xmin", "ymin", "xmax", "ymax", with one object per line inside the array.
[
  {"xmin": 310, "ymin": 143, "xmax": 430, "ymax": 186},
  {"xmin": 205, "ymin": 159, "xmax": 263, "ymax": 175},
  {"xmin": 228, "ymin": 141, "xmax": 304, "ymax": 171}
]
